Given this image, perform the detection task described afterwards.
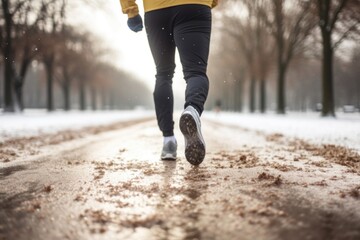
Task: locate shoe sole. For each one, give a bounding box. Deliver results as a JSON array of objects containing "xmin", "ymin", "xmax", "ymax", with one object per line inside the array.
[
  {"xmin": 179, "ymin": 114, "xmax": 205, "ymax": 165},
  {"xmin": 161, "ymin": 154, "xmax": 177, "ymax": 161}
]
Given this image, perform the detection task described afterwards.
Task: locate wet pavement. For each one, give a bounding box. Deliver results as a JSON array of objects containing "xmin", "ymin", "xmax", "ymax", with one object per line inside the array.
[{"xmin": 1, "ymin": 117, "xmax": 360, "ymax": 240}]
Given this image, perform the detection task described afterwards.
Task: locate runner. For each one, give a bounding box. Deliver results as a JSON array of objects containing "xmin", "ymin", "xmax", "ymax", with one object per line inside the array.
[{"xmin": 119, "ymin": 0, "xmax": 218, "ymax": 165}]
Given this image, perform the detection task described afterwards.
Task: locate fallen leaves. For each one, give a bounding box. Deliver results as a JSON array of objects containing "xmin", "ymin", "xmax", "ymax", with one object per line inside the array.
[
  {"xmin": 211, "ymin": 150, "xmax": 259, "ymax": 169},
  {"xmin": 290, "ymin": 140, "xmax": 360, "ymax": 173},
  {"xmin": 43, "ymin": 185, "xmax": 53, "ymax": 193},
  {"xmin": 340, "ymin": 186, "xmax": 360, "ymax": 199},
  {"xmin": 257, "ymin": 172, "xmax": 283, "ymax": 186}
]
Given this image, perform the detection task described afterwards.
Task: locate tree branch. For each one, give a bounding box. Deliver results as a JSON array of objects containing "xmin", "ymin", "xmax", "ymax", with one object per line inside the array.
[
  {"xmin": 330, "ymin": 0, "xmax": 348, "ymax": 31},
  {"xmin": 332, "ymin": 22, "xmax": 358, "ymax": 50},
  {"xmin": 11, "ymin": 0, "xmax": 28, "ymax": 16}
]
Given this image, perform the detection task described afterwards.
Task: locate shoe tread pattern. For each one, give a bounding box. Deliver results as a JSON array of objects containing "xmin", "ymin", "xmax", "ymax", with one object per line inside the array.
[{"xmin": 180, "ymin": 114, "xmax": 205, "ymax": 165}]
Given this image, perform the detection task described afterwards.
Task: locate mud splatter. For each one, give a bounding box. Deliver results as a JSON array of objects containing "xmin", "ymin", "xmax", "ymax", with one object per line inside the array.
[
  {"xmin": 257, "ymin": 172, "xmax": 282, "ymax": 186},
  {"xmin": 211, "ymin": 150, "xmax": 260, "ymax": 169},
  {"xmin": 289, "ymin": 140, "xmax": 360, "ymax": 173}
]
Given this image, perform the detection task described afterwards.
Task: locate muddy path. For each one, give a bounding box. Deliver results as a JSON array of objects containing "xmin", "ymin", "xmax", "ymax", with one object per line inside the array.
[{"xmin": 0, "ymin": 117, "xmax": 359, "ymax": 240}]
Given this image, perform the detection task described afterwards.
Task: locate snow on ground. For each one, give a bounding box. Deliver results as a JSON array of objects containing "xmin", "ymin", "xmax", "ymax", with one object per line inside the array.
[
  {"xmin": 1, "ymin": 109, "xmax": 359, "ymax": 152},
  {"xmin": 0, "ymin": 109, "xmax": 154, "ymax": 142},
  {"xmin": 204, "ymin": 111, "xmax": 360, "ymax": 152}
]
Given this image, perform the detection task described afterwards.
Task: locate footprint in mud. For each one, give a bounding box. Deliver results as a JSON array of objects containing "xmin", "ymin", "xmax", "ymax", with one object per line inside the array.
[{"xmin": 183, "ymin": 188, "xmax": 202, "ymax": 200}]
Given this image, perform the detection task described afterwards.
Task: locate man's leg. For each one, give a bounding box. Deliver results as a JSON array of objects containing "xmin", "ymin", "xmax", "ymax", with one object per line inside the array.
[
  {"xmin": 173, "ymin": 5, "xmax": 212, "ymax": 115},
  {"xmin": 145, "ymin": 10, "xmax": 176, "ymax": 137},
  {"xmin": 173, "ymin": 5, "xmax": 212, "ymax": 165}
]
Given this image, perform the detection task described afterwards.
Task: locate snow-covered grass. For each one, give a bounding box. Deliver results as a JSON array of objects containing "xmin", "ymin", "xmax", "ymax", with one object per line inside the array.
[
  {"xmin": 204, "ymin": 111, "xmax": 360, "ymax": 152},
  {"xmin": 1, "ymin": 109, "xmax": 359, "ymax": 152},
  {"xmin": 0, "ymin": 109, "xmax": 154, "ymax": 141}
]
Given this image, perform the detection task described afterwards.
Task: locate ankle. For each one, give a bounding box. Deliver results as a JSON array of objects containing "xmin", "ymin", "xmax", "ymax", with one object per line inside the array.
[
  {"xmin": 186, "ymin": 105, "xmax": 201, "ymax": 116},
  {"xmin": 164, "ymin": 136, "xmax": 176, "ymax": 145}
]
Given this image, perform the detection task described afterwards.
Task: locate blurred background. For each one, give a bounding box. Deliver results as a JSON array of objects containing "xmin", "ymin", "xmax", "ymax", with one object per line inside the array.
[{"xmin": 0, "ymin": 0, "xmax": 359, "ymax": 116}]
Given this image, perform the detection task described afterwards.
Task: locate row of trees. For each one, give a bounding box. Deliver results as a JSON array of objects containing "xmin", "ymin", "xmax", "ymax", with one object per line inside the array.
[
  {"xmin": 208, "ymin": 0, "xmax": 359, "ymax": 116},
  {"xmin": 0, "ymin": 0, "xmax": 152, "ymax": 112}
]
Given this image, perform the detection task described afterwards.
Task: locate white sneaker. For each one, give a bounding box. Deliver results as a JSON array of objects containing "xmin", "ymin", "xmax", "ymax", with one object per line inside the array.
[
  {"xmin": 179, "ymin": 106, "xmax": 206, "ymax": 165},
  {"xmin": 161, "ymin": 140, "xmax": 177, "ymax": 160}
]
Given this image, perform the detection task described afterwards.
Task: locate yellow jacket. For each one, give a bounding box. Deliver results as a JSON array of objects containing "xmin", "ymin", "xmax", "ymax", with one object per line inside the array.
[{"xmin": 120, "ymin": 0, "xmax": 218, "ymax": 18}]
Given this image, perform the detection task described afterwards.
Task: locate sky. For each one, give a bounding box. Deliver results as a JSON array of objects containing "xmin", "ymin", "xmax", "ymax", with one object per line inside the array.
[{"xmin": 68, "ymin": 1, "xmax": 186, "ymax": 106}]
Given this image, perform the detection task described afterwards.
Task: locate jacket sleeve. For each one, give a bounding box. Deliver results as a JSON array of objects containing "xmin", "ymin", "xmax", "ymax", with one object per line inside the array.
[
  {"xmin": 119, "ymin": 0, "xmax": 139, "ymax": 18},
  {"xmin": 212, "ymin": 0, "xmax": 218, "ymax": 8}
]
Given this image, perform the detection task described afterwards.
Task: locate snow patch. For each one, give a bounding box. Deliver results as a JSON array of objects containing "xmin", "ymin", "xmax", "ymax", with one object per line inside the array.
[
  {"xmin": 204, "ymin": 112, "xmax": 360, "ymax": 152},
  {"xmin": 0, "ymin": 109, "xmax": 153, "ymax": 141}
]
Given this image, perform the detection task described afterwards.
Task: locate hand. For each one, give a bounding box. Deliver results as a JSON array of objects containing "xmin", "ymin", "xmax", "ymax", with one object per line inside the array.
[{"xmin": 127, "ymin": 15, "xmax": 143, "ymax": 32}]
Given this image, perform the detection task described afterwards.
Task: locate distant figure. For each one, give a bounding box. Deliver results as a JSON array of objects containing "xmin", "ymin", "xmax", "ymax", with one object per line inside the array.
[
  {"xmin": 120, "ymin": 0, "xmax": 218, "ymax": 165},
  {"xmin": 214, "ymin": 99, "xmax": 222, "ymax": 114}
]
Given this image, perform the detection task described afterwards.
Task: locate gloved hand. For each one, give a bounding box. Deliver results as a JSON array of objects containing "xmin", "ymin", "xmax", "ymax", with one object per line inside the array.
[{"xmin": 127, "ymin": 15, "xmax": 143, "ymax": 32}]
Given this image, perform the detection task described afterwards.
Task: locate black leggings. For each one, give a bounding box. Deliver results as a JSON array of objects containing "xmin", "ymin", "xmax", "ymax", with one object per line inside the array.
[{"xmin": 145, "ymin": 4, "xmax": 212, "ymax": 137}]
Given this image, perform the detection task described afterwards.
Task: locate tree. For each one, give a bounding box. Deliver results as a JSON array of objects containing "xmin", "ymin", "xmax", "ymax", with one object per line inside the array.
[
  {"xmin": 221, "ymin": 0, "xmax": 276, "ymax": 113},
  {"xmin": 223, "ymin": 12, "xmax": 258, "ymax": 112},
  {"xmin": 209, "ymin": 22, "xmax": 246, "ymax": 112},
  {"xmin": 1, "ymin": 0, "xmax": 21, "ymax": 112},
  {"xmin": 259, "ymin": 0, "xmax": 316, "ymax": 114},
  {"xmin": 38, "ymin": 0, "xmax": 66, "ymax": 112},
  {"xmin": 56, "ymin": 26, "xmax": 84, "ymax": 111},
  {"xmin": 1, "ymin": 0, "xmax": 59, "ymax": 112},
  {"xmin": 12, "ymin": 5, "xmax": 45, "ymax": 110},
  {"xmin": 348, "ymin": 48, "xmax": 360, "ymax": 110},
  {"xmin": 252, "ymin": 0, "xmax": 275, "ymax": 113},
  {"xmin": 315, "ymin": 0, "xmax": 360, "ymax": 116}
]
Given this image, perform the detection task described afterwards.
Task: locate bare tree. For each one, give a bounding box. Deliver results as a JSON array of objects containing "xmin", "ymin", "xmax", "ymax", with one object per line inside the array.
[
  {"xmin": 88, "ymin": 62, "xmax": 110, "ymax": 111},
  {"xmin": 12, "ymin": 2, "xmax": 48, "ymax": 110},
  {"xmin": 1, "ymin": 0, "xmax": 25, "ymax": 112},
  {"xmin": 56, "ymin": 26, "xmax": 77, "ymax": 111},
  {"xmin": 259, "ymin": 0, "xmax": 316, "ymax": 114},
  {"xmin": 252, "ymin": 1, "xmax": 275, "ymax": 113},
  {"xmin": 209, "ymin": 22, "xmax": 246, "ymax": 112},
  {"xmin": 315, "ymin": 0, "xmax": 360, "ymax": 116},
  {"xmin": 38, "ymin": 0, "xmax": 66, "ymax": 111},
  {"xmin": 70, "ymin": 32, "xmax": 97, "ymax": 111},
  {"xmin": 220, "ymin": 0, "xmax": 276, "ymax": 113},
  {"xmin": 223, "ymin": 13, "xmax": 258, "ymax": 112},
  {"xmin": 1, "ymin": 0, "xmax": 60, "ymax": 112},
  {"xmin": 348, "ymin": 47, "xmax": 360, "ymax": 111}
]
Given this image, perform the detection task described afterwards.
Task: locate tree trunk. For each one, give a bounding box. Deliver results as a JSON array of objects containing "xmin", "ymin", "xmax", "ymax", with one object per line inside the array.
[
  {"xmin": 2, "ymin": 0, "xmax": 15, "ymax": 112},
  {"xmin": 14, "ymin": 78, "xmax": 24, "ymax": 111},
  {"xmin": 234, "ymin": 79, "xmax": 243, "ymax": 112},
  {"xmin": 14, "ymin": 58, "xmax": 31, "ymax": 111},
  {"xmin": 45, "ymin": 59, "xmax": 54, "ymax": 112},
  {"xmin": 36, "ymin": 74, "xmax": 42, "ymax": 108},
  {"xmin": 3, "ymin": 56, "xmax": 14, "ymax": 112},
  {"xmin": 62, "ymin": 68, "xmax": 71, "ymax": 111},
  {"xmin": 275, "ymin": 0, "xmax": 286, "ymax": 114},
  {"xmin": 109, "ymin": 91, "xmax": 115, "ymax": 110},
  {"xmin": 79, "ymin": 80, "xmax": 86, "ymax": 111},
  {"xmin": 101, "ymin": 87, "xmax": 106, "ymax": 110},
  {"xmin": 260, "ymin": 78, "xmax": 266, "ymax": 113},
  {"xmin": 277, "ymin": 63, "xmax": 286, "ymax": 114},
  {"xmin": 0, "ymin": 64, "xmax": 2, "ymax": 107},
  {"xmin": 91, "ymin": 87, "xmax": 97, "ymax": 111},
  {"xmin": 249, "ymin": 76, "xmax": 256, "ymax": 113},
  {"xmin": 221, "ymin": 84, "xmax": 227, "ymax": 111},
  {"xmin": 63, "ymin": 83, "xmax": 70, "ymax": 111},
  {"xmin": 357, "ymin": 81, "xmax": 360, "ymax": 113},
  {"xmin": 321, "ymin": 31, "xmax": 335, "ymax": 117}
]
